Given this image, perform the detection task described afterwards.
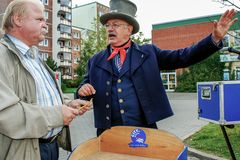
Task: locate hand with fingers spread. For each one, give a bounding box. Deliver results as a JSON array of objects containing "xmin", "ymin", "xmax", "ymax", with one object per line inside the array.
[
  {"xmin": 212, "ymin": 9, "xmax": 238, "ymax": 43},
  {"xmin": 78, "ymin": 83, "xmax": 96, "ymax": 97},
  {"xmin": 67, "ymin": 99, "xmax": 92, "ymax": 115},
  {"xmin": 62, "ymin": 105, "xmax": 79, "ymax": 126}
]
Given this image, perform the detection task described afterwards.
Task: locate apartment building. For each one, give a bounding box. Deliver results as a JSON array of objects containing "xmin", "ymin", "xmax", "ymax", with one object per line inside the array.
[
  {"xmin": 72, "ymin": 2, "xmax": 109, "ymax": 37},
  {"xmin": 52, "ymin": 0, "xmax": 73, "ymax": 80},
  {"xmin": 71, "ymin": 26, "xmax": 81, "ymax": 79}
]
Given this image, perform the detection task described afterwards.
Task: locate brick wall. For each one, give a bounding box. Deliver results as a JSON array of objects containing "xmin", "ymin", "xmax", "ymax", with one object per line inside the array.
[
  {"xmin": 152, "ymin": 22, "xmax": 213, "ymax": 49},
  {"xmin": 152, "ymin": 21, "xmax": 214, "ymax": 77}
]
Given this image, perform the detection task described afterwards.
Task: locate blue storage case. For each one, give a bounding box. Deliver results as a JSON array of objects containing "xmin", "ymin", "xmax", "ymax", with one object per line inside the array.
[{"xmin": 197, "ymin": 81, "xmax": 240, "ymax": 125}]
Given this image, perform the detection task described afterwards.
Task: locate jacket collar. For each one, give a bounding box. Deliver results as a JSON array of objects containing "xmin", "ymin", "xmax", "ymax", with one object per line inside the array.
[
  {"xmin": 0, "ymin": 35, "xmax": 23, "ymax": 58},
  {"xmin": 96, "ymin": 46, "xmax": 113, "ymax": 74},
  {"xmin": 130, "ymin": 43, "xmax": 148, "ymax": 75},
  {"xmin": 96, "ymin": 42, "xmax": 148, "ymax": 75}
]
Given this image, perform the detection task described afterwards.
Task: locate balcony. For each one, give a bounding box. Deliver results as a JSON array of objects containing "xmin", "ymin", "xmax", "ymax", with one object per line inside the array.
[
  {"xmin": 58, "ymin": 11, "xmax": 72, "ymax": 21},
  {"xmin": 62, "ymin": 75, "xmax": 72, "ymax": 80},
  {"xmin": 60, "ymin": 61, "xmax": 72, "ymax": 67},
  {"xmin": 60, "ymin": 19, "xmax": 71, "ymax": 26},
  {"xmin": 60, "ymin": 46, "xmax": 72, "ymax": 53},
  {"xmin": 59, "ymin": 32, "xmax": 71, "ymax": 40},
  {"xmin": 58, "ymin": 0, "xmax": 72, "ymax": 8},
  {"xmin": 60, "ymin": 6, "xmax": 71, "ymax": 13},
  {"xmin": 58, "ymin": 24, "xmax": 71, "ymax": 40}
]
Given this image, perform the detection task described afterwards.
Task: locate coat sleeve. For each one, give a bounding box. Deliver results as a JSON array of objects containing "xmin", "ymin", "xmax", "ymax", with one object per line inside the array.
[
  {"xmin": 153, "ymin": 34, "xmax": 223, "ymax": 70},
  {"xmin": 0, "ymin": 45, "xmax": 64, "ymax": 139}
]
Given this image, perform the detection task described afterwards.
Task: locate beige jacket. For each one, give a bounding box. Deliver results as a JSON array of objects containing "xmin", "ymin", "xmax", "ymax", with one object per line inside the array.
[{"xmin": 0, "ymin": 36, "xmax": 71, "ymax": 160}]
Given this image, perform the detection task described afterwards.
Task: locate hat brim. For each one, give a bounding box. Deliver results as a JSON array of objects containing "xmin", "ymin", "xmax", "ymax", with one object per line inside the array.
[{"xmin": 100, "ymin": 12, "xmax": 139, "ymax": 34}]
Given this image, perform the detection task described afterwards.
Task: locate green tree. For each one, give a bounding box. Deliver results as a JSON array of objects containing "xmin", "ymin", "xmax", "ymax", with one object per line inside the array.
[
  {"xmin": 131, "ymin": 31, "xmax": 151, "ymax": 44},
  {"xmin": 76, "ymin": 17, "xmax": 108, "ymax": 83},
  {"xmin": 175, "ymin": 51, "xmax": 225, "ymax": 92},
  {"xmin": 46, "ymin": 57, "xmax": 58, "ymax": 71}
]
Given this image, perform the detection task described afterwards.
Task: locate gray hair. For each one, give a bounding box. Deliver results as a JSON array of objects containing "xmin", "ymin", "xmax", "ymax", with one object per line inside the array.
[{"xmin": 1, "ymin": 0, "xmax": 44, "ymax": 33}]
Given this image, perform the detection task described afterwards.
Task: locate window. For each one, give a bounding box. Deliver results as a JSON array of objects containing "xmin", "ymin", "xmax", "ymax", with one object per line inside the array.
[
  {"xmin": 234, "ymin": 30, "xmax": 240, "ymax": 47},
  {"xmin": 74, "ymin": 45, "xmax": 80, "ymax": 51},
  {"xmin": 43, "ymin": 39, "xmax": 48, "ymax": 47},
  {"xmin": 39, "ymin": 41, "xmax": 44, "ymax": 46},
  {"xmin": 222, "ymin": 35, "xmax": 229, "ymax": 48},
  {"xmin": 44, "ymin": 11, "xmax": 48, "ymax": 20},
  {"xmin": 73, "ymin": 57, "xmax": 80, "ymax": 64},
  {"xmin": 58, "ymin": 24, "xmax": 71, "ymax": 34},
  {"xmin": 160, "ymin": 72, "xmax": 176, "ymax": 91},
  {"xmin": 40, "ymin": 0, "xmax": 48, "ymax": 5},
  {"xmin": 40, "ymin": 52, "xmax": 49, "ymax": 61},
  {"xmin": 59, "ymin": 0, "xmax": 71, "ymax": 7},
  {"xmin": 39, "ymin": 39, "xmax": 48, "ymax": 47},
  {"xmin": 98, "ymin": 11, "xmax": 104, "ymax": 17},
  {"xmin": 73, "ymin": 32, "xmax": 80, "ymax": 39}
]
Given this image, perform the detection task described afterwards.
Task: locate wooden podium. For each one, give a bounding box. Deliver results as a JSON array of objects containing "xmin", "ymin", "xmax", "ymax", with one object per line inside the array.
[{"xmin": 68, "ymin": 126, "xmax": 187, "ymax": 160}]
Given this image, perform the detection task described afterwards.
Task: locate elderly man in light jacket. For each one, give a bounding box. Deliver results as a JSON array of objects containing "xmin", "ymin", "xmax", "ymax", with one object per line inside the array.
[{"xmin": 0, "ymin": 0, "xmax": 90, "ymax": 160}]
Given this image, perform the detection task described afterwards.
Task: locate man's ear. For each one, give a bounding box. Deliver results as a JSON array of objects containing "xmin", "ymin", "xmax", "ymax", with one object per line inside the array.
[
  {"xmin": 128, "ymin": 25, "xmax": 133, "ymax": 36},
  {"xmin": 12, "ymin": 14, "xmax": 23, "ymax": 27}
]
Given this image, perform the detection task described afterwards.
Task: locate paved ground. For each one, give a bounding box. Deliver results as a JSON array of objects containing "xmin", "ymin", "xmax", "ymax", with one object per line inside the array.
[{"xmin": 59, "ymin": 92, "xmax": 214, "ymax": 160}]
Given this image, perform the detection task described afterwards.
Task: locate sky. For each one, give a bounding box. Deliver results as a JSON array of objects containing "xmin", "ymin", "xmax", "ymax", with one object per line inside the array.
[{"xmin": 72, "ymin": 0, "xmax": 237, "ymax": 38}]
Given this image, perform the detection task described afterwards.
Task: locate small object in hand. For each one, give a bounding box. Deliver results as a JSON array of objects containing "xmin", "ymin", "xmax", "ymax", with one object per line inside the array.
[{"xmin": 79, "ymin": 98, "xmax": 93, "ymax": 110}]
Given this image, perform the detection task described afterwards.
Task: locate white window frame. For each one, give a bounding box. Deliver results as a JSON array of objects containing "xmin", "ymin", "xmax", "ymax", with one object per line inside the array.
[
  {"xmin": 44, "ymin": 11, "xmax": 48, "ymax": 20},
  {"xmin": 45, "ymin": 39, "xmax": 48, "ymax": 47}
]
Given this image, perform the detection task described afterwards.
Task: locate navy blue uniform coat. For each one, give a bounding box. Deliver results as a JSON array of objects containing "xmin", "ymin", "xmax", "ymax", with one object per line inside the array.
[{"xmin": 77, "ymin": 34, "xmax": 222, "ymax": 129}]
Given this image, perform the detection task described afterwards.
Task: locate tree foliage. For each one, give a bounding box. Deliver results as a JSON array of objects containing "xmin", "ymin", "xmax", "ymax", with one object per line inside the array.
[
  {"xmin": 76, "ymin": 17, "xmax": 108, "ymax": 84},
  {"xmin": 175, "ymin": 51, "xmax": 225, "ymax": 92},
  {"xmin": 46, "ymin": 56, "xmax": 58, "ymax": 71},
  {"xmin": 131, "ymin": 31, "xmax": 151, "ymax": 45}
]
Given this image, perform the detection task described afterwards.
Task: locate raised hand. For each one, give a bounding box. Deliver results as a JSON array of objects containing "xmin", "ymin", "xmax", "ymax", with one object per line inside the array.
[{"xmin": 212, "ymin": 9, "xmax": 238, "ymax": 43}]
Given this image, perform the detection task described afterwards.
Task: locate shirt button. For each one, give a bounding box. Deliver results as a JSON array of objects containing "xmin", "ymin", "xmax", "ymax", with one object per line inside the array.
[
  {"xmin": 106, "ymin": 81, "xmax": 110, "ymax": 85},
  {"xmin": 106, "ymin": 116, "xmax": 110, "ymax": 120},
  {"xmin": 120, "ymin": 109, "xmax": 124, "ymax": 114},
  {"xmin": 117, "ymin": 79, "xmax": 122, "ymax": 83},
  {"xmin": 119, "ymin": 99, "xmax": 123, "ymax": 103},
  {"xmin": 118, "ymin": 88, "xmax": 122, "ymax": 93},
  {"xmin": 106, "ymin": 104, "xmax": 110, "ymax": 108},
  {"xmin": 106, "ymin": 92, "xmax": 109, "ymax": 96}
]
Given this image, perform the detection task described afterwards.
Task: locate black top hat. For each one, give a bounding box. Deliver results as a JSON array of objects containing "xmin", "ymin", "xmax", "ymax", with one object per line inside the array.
[{"xmin": 100, "ymin": 0, "xmax": 139, "ymax": 34}]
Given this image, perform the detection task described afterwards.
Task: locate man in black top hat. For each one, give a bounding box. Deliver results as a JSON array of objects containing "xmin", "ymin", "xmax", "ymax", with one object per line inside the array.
[{"xmin": 76, "ymin": 0, "xmax": 237, "ymax": 136}]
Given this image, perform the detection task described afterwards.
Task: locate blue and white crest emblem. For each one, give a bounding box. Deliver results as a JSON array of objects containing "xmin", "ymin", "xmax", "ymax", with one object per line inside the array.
[{"xmin": 128, "ymin": 128, "xmax": 148, "ymax": 148}]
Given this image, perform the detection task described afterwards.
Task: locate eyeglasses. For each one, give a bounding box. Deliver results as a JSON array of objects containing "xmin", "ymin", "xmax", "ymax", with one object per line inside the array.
[{"xmin": 104, "ymin": 23, "xmax": 129, "ymax": 29}]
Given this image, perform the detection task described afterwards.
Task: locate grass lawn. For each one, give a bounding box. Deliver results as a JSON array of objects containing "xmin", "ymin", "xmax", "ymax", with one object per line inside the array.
[
  {"xmin": 63, "ymin": 88, "xmax": 77, "ymax": 93},
  {"xmin": 184, "ymin": 123, "xmax": 240, "ymax": 159}
]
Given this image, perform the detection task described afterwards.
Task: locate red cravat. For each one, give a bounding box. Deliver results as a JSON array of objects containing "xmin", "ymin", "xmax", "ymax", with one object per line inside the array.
[{"xmin": 107, "ymin": 40, "xmax": 132, "ymax": 65}]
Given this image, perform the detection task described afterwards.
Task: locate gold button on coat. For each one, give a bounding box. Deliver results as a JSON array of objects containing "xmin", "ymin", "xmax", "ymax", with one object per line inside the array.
[
  {"xmin": 120, "ymin": 109, "xmax": 124, "ymax": 114},
  {"xmin": 117, "ymin": 79, "xmax": 122, "ymax": 83},
  {"xmin": 119, "ymin": 99, "xmax": 123, "ymax": 103},
  {"xmin": 118, "ymin": 88, "xmax": 122, "ymax": 93}
]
